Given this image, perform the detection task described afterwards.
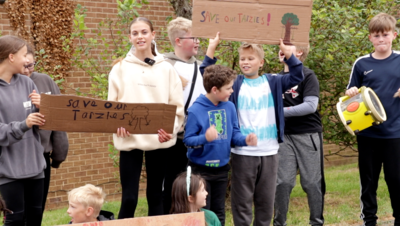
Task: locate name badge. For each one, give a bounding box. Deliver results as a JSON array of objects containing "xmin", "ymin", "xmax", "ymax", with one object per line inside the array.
[{"xmin": 23, "ymin": 101, "xmax": 32, "ymax": 109}]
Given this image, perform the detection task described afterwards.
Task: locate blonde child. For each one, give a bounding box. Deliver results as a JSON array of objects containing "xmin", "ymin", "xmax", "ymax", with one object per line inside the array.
[
  {"xmin": 170, "ymin": 168, "xmax": 221, "ymax": 226},
  {"xmin": 67, "ymin": 184, "xmax": 114, "ymax": 224},
  {"xmin": 0, "ymin": 35, "xmax": 45, "ymax": 226},
  {"xmin": 162, "ymin": 17, "xmax": 219, "ymax": 214},
  {"xmin": 107, "ymin": 17, "xmax": 184, "ymax": 218}
]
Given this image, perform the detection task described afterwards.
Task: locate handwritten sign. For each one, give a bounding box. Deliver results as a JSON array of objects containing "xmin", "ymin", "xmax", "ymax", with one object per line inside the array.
[
  {"xmin": 192, "ymin": 0, "xmax": 313, "ymax": 45},
  {"xmin": 57, "ymin": 212, "xmax": 205, "ymax": 226},
  {"xmin": 39, "ymin": 94, "xmax": 177, "ymax": 134}
]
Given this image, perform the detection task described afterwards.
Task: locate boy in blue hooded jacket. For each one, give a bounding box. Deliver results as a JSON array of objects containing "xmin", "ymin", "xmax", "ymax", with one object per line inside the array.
[{"xmin": 183, "ymin": 64, "xmax": 257, "ymax": 226}]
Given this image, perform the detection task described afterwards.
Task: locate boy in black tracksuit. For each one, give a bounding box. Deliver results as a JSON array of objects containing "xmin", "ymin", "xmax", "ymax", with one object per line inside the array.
[{"xmin": 345, "ymin": 13, "xmax": 400, "ymax": 226}]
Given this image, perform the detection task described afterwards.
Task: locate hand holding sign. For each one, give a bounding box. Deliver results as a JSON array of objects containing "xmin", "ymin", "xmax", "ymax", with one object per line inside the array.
[
  {"xmin": 117, "ymin": 127, "xmax": 130, "ymax": 138},
  {"xmin": 206, "ymin": 32, "xmax": 221, "ymax": 59},
  {"xmin": 279, "ymin": 39, "xmax": 296, "ymax": 60},
  {"xmin": 26, "ymin": 112, "xmax": 45, "ymax": 128},
  {"xmin": 29, "ymin": 90, "xmax": 40, "ymax": 108},
  {"xmin": 158, "ymin": 129, "xmax": 172, "ymax": 143}
]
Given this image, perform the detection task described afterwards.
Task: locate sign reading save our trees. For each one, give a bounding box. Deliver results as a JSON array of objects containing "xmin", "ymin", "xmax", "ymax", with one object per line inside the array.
[
  {"xmin": 39, "ymin": 94, "xmax": 177, "ymax": 134},
  {"xmin": 192, "ymin": 0, "xmax": 313, "ymax": 45}
]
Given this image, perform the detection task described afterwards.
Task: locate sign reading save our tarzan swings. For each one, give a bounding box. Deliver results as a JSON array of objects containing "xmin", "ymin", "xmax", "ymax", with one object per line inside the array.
[
  {"xmin": 39, "ymin": 94, "xmax": 177, "ymax": 134},
  {"xmin": 192, "ymin": 0, "xmax": 313, "ymax": 45}
]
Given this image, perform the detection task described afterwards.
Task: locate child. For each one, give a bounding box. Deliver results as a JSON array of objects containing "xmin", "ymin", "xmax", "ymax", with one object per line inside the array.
[
  {"xmin": 67, "ymin": 184, "xmax": 114, "ymax": 223},
  {"xmin": 274, "ymin": 45, "xmax": 325, "ymax": 226},
  {"xmin": 202, "ymin": 39, "xmax": 303, "ymax": 225},
  {"xmin": 107, "ymin": 17, "xmax": 184, "ymax": 218},
  {"xmin": 170, "ymin": 169, "xmax": 221, "ymax": 226},
  {"xmin": 163, "ymin": 16, "xmax": 219, "ymax": 214},
  {"xmin": 345, "ymin": 13, "xmax": 400, "ymax": 226},
  {"xmin": 23, "ymin": 44, "xmax": 70, "ymax": 214},
  {"xmin": 0, "ymin": 35, "xmax": 46, "ymax": 226},
  {"xmin": 183, "ymin": 65, "xmax": 257, "ymax": 225}
]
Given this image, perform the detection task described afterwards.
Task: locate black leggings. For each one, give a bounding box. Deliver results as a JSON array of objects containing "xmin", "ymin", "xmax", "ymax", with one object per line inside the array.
[
  {"xmin": 0, "ymin": 179, "xmax": 44, "ymax": 226},
  {"xmin": 162, "ymin": 139, "xmax": 188, "ymax": 214},
  {"xmin": 42, "ymin": 152, "xmax": 51, "ymax": 213},
  {"xmin": 118, "ymin": 149, "xmax": 169, "ymax": 219}
]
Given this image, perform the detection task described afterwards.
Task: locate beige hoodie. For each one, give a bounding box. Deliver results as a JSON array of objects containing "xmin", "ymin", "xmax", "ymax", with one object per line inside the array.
[{"xmin": 108, "ymin": 52, "xmax": 184, "ymax": 151}]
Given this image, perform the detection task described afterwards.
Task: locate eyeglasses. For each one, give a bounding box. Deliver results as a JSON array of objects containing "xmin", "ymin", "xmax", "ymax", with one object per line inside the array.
[
  {"xmin": 25, "ymin": 62, "xmax": 36, "ymax": 70},
  {"xmin": 179, "ymin": 37, "xmax": 199, "ymax": 43}
]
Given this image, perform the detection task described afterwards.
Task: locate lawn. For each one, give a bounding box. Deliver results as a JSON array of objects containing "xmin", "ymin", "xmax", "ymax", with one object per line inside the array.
[{"xmin": 43, "ymin": 163, "xmax": 393, "ymax": 226}]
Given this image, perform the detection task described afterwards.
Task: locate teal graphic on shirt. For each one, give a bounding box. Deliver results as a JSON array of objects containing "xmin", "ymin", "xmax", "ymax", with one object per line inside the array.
[{"xmin": 208, "ymin": 109, "xmax": 228, "ymax": 140}]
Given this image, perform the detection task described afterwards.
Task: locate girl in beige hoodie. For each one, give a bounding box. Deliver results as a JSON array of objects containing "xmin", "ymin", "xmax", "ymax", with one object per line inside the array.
[{"xmin": 107, "ymin": 17, "xmax": 184, "ymax": 219}]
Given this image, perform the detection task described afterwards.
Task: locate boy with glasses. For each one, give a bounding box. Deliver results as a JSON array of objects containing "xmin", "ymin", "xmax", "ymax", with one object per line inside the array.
[{"xmin": 162, "ymin": 17, "xmax": 219, "ymax": 214}]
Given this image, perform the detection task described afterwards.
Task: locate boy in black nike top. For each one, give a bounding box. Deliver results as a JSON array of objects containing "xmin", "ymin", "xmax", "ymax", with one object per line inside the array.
[{"xmin": 345, "ymin": 13, "xmax": 400, "ymax": 226}]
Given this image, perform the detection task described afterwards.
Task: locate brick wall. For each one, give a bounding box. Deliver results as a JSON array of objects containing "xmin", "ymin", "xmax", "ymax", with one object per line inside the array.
[{"xmin": 0, "ymin": 0, "xmax": 357, "ymax": 211}]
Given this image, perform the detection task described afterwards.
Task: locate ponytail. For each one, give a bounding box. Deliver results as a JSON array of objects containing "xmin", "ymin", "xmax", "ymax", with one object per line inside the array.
[{"xmin": 151, "ymin": 42, "xmax": 157, "ymax": 56}]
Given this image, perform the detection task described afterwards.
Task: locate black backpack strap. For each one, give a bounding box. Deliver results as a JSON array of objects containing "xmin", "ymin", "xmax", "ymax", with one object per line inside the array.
[{"xmin": 184, "ymin": 61, "xmax": 198, "ymax": 115}]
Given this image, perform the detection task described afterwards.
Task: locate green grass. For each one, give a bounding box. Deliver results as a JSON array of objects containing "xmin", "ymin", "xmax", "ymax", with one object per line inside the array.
[{"xmin": 43, "ymin": 163, "xmax": 392, "ymax": 226}]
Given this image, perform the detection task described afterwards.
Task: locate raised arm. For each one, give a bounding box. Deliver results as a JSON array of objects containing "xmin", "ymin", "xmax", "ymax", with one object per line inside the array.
[
  {"xmin": 200, "ymin": 32, "xmax": 220, "ymax": 75},
  {"xmin": 279, "ymin": 40, "xmax": 304, "ymax": 91}
]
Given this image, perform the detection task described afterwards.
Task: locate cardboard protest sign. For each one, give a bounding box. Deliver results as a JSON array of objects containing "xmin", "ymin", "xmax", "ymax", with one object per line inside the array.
[
  {"xmin": 192, "ymin": 0, "xmax": 313, "ymax": 45},
  {"xmin": 57, "ymin": 212, "xmax": 205, "ymax": 226},
  {"xmin": 39, "ymin": 94, "xmax": 177, "ymax": 134}
]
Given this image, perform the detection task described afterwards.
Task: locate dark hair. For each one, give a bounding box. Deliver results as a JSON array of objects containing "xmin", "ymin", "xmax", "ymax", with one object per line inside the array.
[
  {"xmin": 203, "ymin": 65, "xmax": 237, "ymax": 93},
  {"xmin": 0, "ymin": 35, "xmax": 26, "ymax": 64},
  {"xmin": 170, "ymin": 171, "xmax": 206, "ymax": 214},
  {"xmin": 26, "ymin": 43, "xmax": 35, "ymax": 57},
  {"xmin": 0, "ymin": 195, "xmax": 12, "ymax": 221},
  {"xmin": 129, "ymin": 17, "xmax": 157, "ymax": 56}
]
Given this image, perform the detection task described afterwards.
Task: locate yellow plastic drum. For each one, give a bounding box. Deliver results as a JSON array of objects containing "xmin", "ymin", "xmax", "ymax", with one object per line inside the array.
[{"xmin": 336, "ymin": 86, "xmax": 386, "ymax": 135}]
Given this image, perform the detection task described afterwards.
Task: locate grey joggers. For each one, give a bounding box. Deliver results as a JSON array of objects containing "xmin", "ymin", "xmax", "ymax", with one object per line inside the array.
[
  {"xmin": 231, "ymin": 153, "xmax": 279, "ymax": 226},
  {"xmin": 274, "ymin": 132, "xmax": 325, "ymax": 226}
]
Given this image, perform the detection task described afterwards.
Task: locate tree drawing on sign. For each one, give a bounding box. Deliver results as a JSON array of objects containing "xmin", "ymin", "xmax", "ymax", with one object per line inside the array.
[
  {"xmin": 281, "ymin": 13, "xmax": 299, "ymax": 45},
  {"xmin": 129, "ymin": 106, "xmax": 151, "ymax": 130}
]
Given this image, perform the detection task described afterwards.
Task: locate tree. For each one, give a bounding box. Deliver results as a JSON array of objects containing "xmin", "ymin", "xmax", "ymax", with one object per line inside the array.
[
  {"xmin": 129, "ymin": 106, "xmax": 150, "ymax": 130},
  {"xmin": 281, "ymin": 13, "xmax": 300, "ymax": 45},
  {"xmin": 168, "ymin": 0, "xmax": 192, "ymax": 19}
]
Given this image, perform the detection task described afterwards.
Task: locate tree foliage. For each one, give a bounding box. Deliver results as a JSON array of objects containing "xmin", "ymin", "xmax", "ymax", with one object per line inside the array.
[
  {"xmin": 5, "ymin": 0, "xmax": 74, "ymax": 79},
  {"xmin": 63, "ymin": 0, "xmax": 148, "ymax": 99},
  {"xmin": 307, "ymin": 0, "xmax": 399, "ymax": 156}
]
